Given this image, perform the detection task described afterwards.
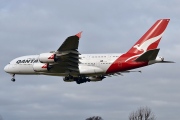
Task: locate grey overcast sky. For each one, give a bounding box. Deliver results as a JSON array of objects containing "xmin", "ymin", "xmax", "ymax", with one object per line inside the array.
[{"xmin": 1, "ymin": 0, "xmax": 180, "ymax": 120}]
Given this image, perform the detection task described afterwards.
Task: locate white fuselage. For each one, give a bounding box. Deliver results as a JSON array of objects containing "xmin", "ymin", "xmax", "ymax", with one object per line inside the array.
[{"xmin": 4, "ymin": 53, "xmax": 122, "ymax": 76}]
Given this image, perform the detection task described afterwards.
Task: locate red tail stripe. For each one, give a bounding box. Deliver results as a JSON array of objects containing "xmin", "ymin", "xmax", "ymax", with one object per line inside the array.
[{"xmin": 127, "ymin": 19, "xmax": 170, "ymax": 54}]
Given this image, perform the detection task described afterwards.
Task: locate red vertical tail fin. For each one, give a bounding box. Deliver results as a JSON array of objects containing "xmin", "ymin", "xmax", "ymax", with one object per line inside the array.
[{"xmin": 126, "ymin": 19, "xmax": 170, "ymax": 54}]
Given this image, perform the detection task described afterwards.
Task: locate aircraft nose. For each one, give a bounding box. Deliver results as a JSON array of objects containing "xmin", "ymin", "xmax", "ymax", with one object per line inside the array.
[{"xmin": 4, "ymin": 64, "xmax": 9, "ymax": 73}]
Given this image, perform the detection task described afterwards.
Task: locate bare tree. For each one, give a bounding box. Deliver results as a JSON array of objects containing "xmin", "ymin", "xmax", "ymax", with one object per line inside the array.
[
  {"xmin": 86, "ymin": 116, "xmax": 103, "ymax": 120},
  {"xmin": 129, "ymin": 106, "xmax": 155, "ymax": 120}
]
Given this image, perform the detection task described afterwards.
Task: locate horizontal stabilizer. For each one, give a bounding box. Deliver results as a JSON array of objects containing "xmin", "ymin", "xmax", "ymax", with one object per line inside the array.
[
  {"xmin": 158, "ymin": 61, "xmax": 175, "ymax": 63},
  {"xmin": 135, "ymin": 49, "xmax": 160, "ymax": 62},
  {"xmin": 122, "ymin": 70, "xmax": 142, "ymax": 73}
]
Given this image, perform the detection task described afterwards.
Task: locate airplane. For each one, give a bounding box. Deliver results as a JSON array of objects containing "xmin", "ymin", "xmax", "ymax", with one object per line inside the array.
[{"xmin": 4, "ymin": 19, "xmax": 174, "ymax": 84}]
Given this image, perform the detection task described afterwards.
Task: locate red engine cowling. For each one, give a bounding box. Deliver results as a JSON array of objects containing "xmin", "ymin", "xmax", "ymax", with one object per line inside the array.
[
  {"xmin": 33, "ymin": 63, "xmax": 50, "ymax": 72},
  {"xmin": 39, "ymin": 53, "xmax": 57, "ymax": 63}
]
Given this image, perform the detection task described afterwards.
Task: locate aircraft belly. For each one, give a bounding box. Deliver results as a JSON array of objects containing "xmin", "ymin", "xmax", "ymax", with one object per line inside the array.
[
  {"xmin": 14, "ymin": 64, "xmax": 36, "ymax": 74},
  {"xmin": 79, "ymin": 65, "xmax": 104, "ymax": 75}
]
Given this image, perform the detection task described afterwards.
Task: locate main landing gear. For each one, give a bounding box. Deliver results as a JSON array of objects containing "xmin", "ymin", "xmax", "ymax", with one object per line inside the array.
[
  {"xmin": 75, "ymin": 77, "xmax": 90, "ymax": 84},
  {"xmin": 64, "ymin": 75, "xmax": 90, "ymax": 84},
  {"xmin": 11, "ymin": 74, "xmax": 15, "ymax": 82}
]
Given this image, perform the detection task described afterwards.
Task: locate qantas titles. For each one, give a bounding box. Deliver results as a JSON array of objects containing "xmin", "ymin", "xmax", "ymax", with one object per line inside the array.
[{"xmin": 16, "ymin": 58, "xmax": 38, "ymax": 64}]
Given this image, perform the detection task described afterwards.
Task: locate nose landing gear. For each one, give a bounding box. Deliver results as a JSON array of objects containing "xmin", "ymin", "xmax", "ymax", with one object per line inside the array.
[{"xmin": 11, "ymin": 74, "xmax": 15, "ymax": 82}]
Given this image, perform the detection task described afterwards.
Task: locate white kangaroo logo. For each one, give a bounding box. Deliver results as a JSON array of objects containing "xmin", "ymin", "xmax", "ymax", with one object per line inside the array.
[
  {"xmin": 133, "ymin": 32, "xmax": 163, "ymax": 52},
  {"xmin": 125, "ymin": 32, "xmax": 164, "ymax": 62},
  {"xmin": 133, "ymin": 44, "xmax": 143, "ymax": 51}
]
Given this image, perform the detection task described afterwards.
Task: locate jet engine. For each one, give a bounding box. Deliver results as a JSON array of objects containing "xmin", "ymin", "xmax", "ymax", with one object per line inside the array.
[
  {"xmin": 39, "ymin": 53, "xmax": 57, "ymax": 63},
  {"xmin": 33, "ymin": 63, "xmax": 51, "ymax": 72}
]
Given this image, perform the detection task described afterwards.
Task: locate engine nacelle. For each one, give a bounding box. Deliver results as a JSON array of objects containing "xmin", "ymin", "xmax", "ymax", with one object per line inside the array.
[
  {"xmin": 39, "ymin": 53, "xmax": 57, "ymax": 63},
  {"xmin": 33, "ymin": 63, "xmax": 50, "ymax": 72}
]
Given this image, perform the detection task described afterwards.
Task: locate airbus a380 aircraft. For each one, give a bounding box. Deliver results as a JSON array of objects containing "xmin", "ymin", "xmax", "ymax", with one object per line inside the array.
[{"xmin": 4, "ymin": 19, "xmax": 174, "ymax": 84}]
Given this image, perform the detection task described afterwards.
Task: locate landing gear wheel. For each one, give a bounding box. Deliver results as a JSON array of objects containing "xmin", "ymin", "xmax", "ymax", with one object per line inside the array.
[
  {"xmin": 75, "ymin": 76, "xmax": 89, "ymax": 84},
  {"xmin": 11, "ymin": 74, "xmax": 15, "ymax": 82},
  {"xmin": 75, "ymin": 77, "xmax": 82, "ymax": 84},
  {"xmin": 76, "ymin": 80, "xmax": 81, "ymax": 84},
  {"xmin": 11, "ymin": 78, "xmax": 15, "ymax": 82},
  {"xmin": 68, "ymin": 75, "xmax": 73, "ymax": 79},
  {"xmin": 64, "ymin": 76, "xmax": 69, "ymax": 80}
]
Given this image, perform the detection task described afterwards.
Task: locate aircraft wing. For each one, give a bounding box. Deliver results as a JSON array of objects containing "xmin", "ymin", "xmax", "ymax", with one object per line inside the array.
[
  {"xmin": 50, "ymin": 32, "xmax": 82, "ymax": 74},
  {"xmin": 57, "ymin": 32, "xmax": 82, "ymax": 51}
]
